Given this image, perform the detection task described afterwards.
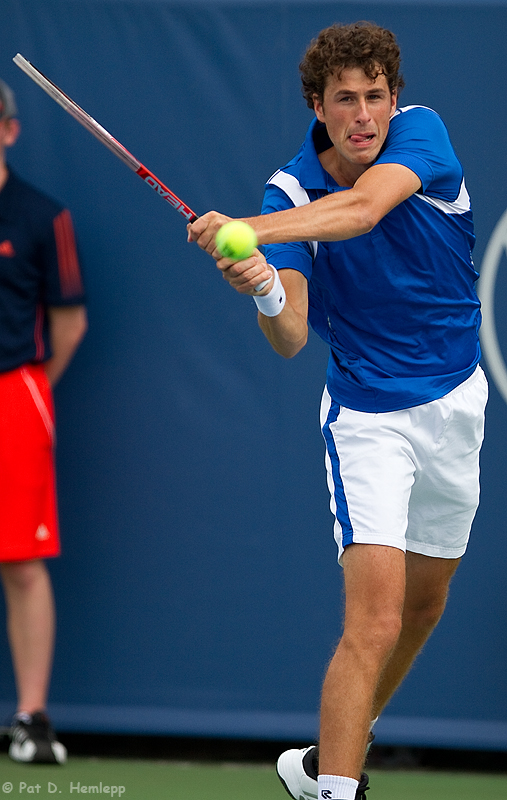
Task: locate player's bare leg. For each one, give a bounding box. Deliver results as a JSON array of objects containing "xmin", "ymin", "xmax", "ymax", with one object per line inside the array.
[
  {"xmin": 0, "ymin": 559, "xmax": 55, "ymax": 712},
  {"xmin": 318, "ymin": 544, "xmax": 406, "ymax": 780},
  {"xmin": 2, "ymin": 559, "xmax": 67, "ymax": 764},
  {"xmin": 372, "ymin": 551, "xmax": 461, "ymax": 717}
]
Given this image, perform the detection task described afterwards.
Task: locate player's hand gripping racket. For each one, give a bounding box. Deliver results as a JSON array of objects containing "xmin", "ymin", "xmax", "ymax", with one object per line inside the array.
[{"xmin": 12, "ymin": 54, "xmax": 269, "ymax": 291}]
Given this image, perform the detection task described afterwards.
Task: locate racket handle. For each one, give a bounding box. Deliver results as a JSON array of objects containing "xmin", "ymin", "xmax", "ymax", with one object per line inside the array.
[{"xmin": 254, "ymin": 278, "xmax": 271, "ymax": 292}]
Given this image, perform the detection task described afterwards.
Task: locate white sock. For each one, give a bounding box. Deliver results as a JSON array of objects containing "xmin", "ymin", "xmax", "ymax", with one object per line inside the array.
[{"xmin": 318, "ymin": 774, "xmax": 358, "ymax": 800}]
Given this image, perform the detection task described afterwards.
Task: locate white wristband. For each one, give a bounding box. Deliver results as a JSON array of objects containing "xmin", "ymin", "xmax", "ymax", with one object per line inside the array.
[{"xmin": 253, "ymin": 267, "xmax": 286, "ymax": 317}]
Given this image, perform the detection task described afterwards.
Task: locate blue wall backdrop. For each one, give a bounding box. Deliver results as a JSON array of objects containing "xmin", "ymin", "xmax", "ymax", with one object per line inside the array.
[{"xmin": 1, "ymin": 0, "xmax": 507, "ymax": 750}]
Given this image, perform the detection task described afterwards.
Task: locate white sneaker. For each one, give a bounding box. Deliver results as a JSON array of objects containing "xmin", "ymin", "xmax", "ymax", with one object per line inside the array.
[
  {"xmin": 276, "ymin": 746, "xmax": 318, "ymax": 800},
  {"xmin": 276, "ymin": 745, "xmax": 371, "ymax": 800}
]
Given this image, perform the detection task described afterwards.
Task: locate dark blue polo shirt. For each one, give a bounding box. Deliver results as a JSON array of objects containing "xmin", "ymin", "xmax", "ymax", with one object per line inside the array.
[{"xmin": 0, "ymin": 168, "xmax": 85, "ymax": 373}]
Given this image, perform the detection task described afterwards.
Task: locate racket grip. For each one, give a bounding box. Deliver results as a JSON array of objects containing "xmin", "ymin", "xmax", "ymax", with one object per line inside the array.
[{"xmin": 254, "ymin": 278, "xmax": 271, "ymax": 292}]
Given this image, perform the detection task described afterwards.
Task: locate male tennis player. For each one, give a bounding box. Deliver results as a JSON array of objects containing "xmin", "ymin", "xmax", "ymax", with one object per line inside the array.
[
  {"xmin": 0, "ymin": 78, "xmax": 87, "ymax": 763},
  {"xmin": 189, "ymin": 21, "xmax": 487, "ymax": 800}
]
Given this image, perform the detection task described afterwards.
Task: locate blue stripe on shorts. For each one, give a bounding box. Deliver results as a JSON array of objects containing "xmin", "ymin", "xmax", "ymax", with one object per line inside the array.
[{"xmin": 321, "ymin": 398, "xmax": 354, "ymax": 548}]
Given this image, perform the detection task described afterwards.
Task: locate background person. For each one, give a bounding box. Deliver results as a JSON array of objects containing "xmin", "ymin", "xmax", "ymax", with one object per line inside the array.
[
  {"xmin": 0, "ymin": 78, "xmax": 87, "ymax": 764},
  {"xmin": 189, "ymin": 21, "xmax": 487, "ymax": 800}
]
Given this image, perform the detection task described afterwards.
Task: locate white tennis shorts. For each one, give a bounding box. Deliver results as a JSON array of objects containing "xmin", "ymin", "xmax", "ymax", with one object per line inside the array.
[{"xmin": 320, "ymin": 366, "xmax": 488, "ymax": 563}]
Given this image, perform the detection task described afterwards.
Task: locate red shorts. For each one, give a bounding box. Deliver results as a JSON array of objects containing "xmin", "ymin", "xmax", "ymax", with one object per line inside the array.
[{"xmin": 0, "ymin": 364, "xmax": 60, "ymax": 562}]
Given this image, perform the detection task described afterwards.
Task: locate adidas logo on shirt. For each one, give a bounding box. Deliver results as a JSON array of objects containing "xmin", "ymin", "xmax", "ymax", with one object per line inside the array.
[{"xmin": 0, "ymin": 240, "xmax": 15, "ymax": 257}]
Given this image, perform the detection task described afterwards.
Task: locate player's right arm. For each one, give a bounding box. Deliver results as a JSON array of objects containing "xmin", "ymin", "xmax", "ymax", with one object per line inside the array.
[
  {"xmin": 257, "ymin": 267, "xmax": 309, "ymax": 358},
  {"xmin": 215, "ymin": 249, "xmax": 309, "ymax": 358}
]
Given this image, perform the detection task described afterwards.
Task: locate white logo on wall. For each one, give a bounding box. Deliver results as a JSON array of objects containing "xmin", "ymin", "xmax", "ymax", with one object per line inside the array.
[{"xmin": 479, "ymin": 208, "xmax": 507, "ymax": 404}]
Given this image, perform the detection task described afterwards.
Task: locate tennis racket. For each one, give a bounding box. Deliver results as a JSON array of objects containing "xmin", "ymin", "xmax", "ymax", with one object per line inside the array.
[
  {"xmin": 13, "ymin": 53, "xmax": 198, "ymax": 222},
  {"xmin": 13, "ymin": 54, "xmax": 269, "ymax": 291}
]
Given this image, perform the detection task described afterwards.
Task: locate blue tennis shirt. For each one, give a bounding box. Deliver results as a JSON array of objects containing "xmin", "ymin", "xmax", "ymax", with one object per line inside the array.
[{"xmin": 262, "ymin": 106, "xmax": 481, "ymax": 413}]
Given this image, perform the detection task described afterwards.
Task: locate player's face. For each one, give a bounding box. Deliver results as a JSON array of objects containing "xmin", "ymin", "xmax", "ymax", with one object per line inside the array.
[
  {"xmin": 0, "ymin": 117, "xmax": 20, "ymax": 155},
  {"xmin": 314, "ymin": 67, "xmax": 396, "ymax": 181},
  {"xmin": 0, "ymin": 118, "xmax": 20, "ymax": 189}
]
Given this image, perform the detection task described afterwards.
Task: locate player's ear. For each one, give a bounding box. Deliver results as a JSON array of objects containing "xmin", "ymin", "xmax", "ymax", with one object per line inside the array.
[
  {"xmin": 313, "ymin": 94, "xmax": 325, "ymax": 122},
  {"xmin": 3, "ymin": 117, "xmax": 20, "ymax": 146}
]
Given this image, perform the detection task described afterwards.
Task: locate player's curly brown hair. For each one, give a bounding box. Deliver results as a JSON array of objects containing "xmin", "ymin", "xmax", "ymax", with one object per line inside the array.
[{"xmin": 300, "ymin": 22, "xmax": 405, "ymax": 108}]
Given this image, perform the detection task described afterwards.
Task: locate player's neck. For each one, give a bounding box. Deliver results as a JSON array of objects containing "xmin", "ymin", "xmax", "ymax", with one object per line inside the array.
[
  {"xmin": 318, "ymin": 147, "xmax": 368, "ymax": 188},
  {"xmin": 0, "ymin": 162, "xmax": 8, "ymax": 193}
]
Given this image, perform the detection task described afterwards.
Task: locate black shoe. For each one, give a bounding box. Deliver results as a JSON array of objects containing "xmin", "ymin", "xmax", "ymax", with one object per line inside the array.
[
  {"xmin": 276, "ymin": 744, "xmax": 371, "ymax": 800},
  {"xmin": 356, "ymin": 771, "xmax": 370, "ymax": 800},
  {"xmin": 9, "ymin": 711, "xmax": 67, "ymax": 764}
]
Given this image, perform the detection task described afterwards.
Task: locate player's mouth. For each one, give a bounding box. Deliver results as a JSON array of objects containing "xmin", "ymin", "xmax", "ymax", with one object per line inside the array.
[{"xmin": 349, "ymin": 132, "xmax": 376, "ymax": 147}]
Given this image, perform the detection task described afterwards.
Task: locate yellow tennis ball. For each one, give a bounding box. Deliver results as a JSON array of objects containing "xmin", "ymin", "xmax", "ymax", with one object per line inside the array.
[{"xmin": 215, "ymin": 220, "xmax": 258, "ymax": 260}]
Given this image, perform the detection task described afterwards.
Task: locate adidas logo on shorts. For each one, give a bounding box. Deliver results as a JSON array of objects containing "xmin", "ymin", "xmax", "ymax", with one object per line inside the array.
[{"xmin": 35, "ymin": 524, "xmax": 50, "ymax": 541}]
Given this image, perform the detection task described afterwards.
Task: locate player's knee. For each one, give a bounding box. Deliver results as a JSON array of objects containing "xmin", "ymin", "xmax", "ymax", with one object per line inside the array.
[
  {"xmin": 344, "ymin": 610, "xmax": 403, "ymax": 662},
  {"xmin": 403, "ymin": 595, "xmax": 447, "ymax": 633},
  {"xmin": 370, "ymin": 612, "xmax": 403, "ymax": 654},
  {"xmin": 0, "ymin": 559, "xmax": 48, "ymax": 591}
]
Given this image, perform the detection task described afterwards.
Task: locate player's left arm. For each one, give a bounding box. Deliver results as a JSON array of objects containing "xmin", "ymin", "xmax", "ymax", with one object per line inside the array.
[
  {"xmin": 189, "ymin": 163, "xmax": 421, "ymax": 248},
  {"xmin": 44, "ymin": 304, "xmax": 88, "ymax": 386},
  {"xmin": 248, "ymin": 162, "xmax": 422, "ymax": 243}
]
